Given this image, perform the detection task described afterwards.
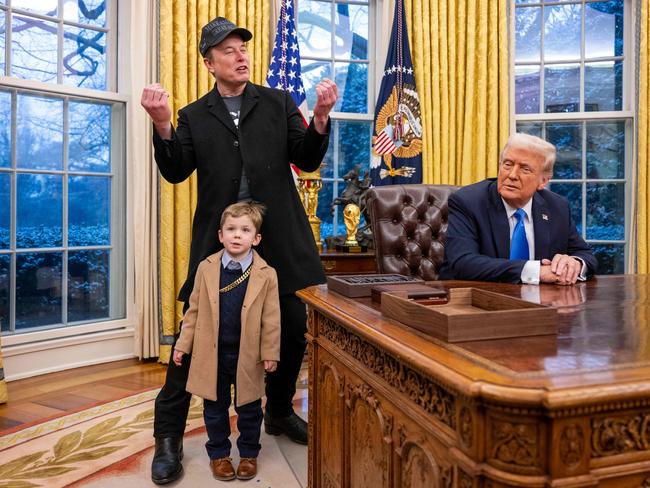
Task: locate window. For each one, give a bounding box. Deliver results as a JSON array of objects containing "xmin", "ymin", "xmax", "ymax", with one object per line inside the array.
[
  {"xmin": 513, "ymin": 0, "xmax": 632, "ymax": 274},
  {"xmin": 297, "ymin": 0, "xmax": 373, "ymax": 241},
  {"xmin": 0, "ymin": 0, "xmax": 126, "ymax": 335}
]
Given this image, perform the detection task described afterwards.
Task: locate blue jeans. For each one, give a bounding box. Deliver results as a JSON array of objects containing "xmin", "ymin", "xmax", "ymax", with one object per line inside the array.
[{"xmin": 203, "ymin": 351, "xmax": 262, "ymax": 459}]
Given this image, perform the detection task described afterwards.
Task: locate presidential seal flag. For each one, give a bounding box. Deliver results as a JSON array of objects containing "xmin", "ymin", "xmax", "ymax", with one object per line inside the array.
[{"xmin": 371, "ymin": 0, "xmax": 422, "ymax": 185}]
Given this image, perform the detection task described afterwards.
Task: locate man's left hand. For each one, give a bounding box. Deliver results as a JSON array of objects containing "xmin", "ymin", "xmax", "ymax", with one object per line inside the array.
[
  {"xmin": 542, "ymin": 254, "xmax": 582, "ymax": 285},
  {"xmin": 312, "ymin": 79, "xmax": 338, "ymax": 134}
]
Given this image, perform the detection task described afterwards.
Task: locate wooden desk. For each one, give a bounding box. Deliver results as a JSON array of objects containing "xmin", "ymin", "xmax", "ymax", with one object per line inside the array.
[
  {"xmin": 320, "ymin": 250, "xmax": 377, "ymax": 275},
  {"xmin": 298, "ymin": 276, "xmax": 650, "ymax": 487}
]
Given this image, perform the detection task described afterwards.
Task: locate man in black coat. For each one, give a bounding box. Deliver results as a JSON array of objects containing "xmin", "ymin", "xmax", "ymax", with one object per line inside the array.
[
  {"xmin": 141, "ymin": 17, "xmax": 338, "ymax": 484},
  {"xmin": 439, "ymin": 133, "xmax": 597, "ymax": 284}
]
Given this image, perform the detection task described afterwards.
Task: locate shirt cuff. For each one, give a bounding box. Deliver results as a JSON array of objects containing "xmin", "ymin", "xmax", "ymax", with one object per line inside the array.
[
  {"xmin": 521, "ymin": 260, "xmax": 541, "ymax": 285},
  {"xmin": 574, "ymin": 256, "xmax": 587, "ymax": 281}
]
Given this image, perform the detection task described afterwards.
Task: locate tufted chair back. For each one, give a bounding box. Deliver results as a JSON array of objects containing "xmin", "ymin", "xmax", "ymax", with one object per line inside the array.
[{"xmin": 366, "ymin": 184, "xmax": 459, "ymax": 280}]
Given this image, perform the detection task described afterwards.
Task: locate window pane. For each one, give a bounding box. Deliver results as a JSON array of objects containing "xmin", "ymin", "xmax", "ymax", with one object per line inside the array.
[
  {"xmin": 318, "ymin": 181, "xmax": 335, "ymax": 239},
  {"xmin": 585, "ymin": 1, "xmax": 624, "ymax": 58},
  {"xmin": 547, "ymin": 122, "xmax": 582, "ymax": 179},
  {"xmin": 0, "ymin": 90, "xmax": 10, "ymax": 168},
  {"xmin": 544, "ymin": 4, "xmax": 581, "ymax": 62},
  {"xmin": 11, "ymin": 15, "xmax": 58, "ymax": 83},
  {"xmin": 335, "ymin": 62, "xmax": 367, "ymax": 113},
  {"xmin": 63, "ymin": 0, "xmax": 107, "ymax": 28},
  {"xmin": 16, "ymin": 251, "xmax": 62, "ymax": 329},
  {"xmin": 586, "ymin": 183, "xmax": 624, "ymax": 240},
  {"xmin": 515, "ymin": 66, "xmax": 540, "ymax": 114},
  {"xmin": 68, "ymin": 250, "xmax": 109, "ymax": 322},
  {"xmin": 298, "ymin": 0, "xmax": 332, "ymax": 58},
  {"xmin": 515, "ymin": 7, "xmax": 540, "ymax": 63},
  {"xmin": 591, "ymin": 243, "xmax": 624, "ymax": 274},
  {"xmin": 516, "ymin": 122, "xmax": 543, "ymax": 138},
  {"xmin": 335, "ymin": 4, "xmax": 368, "ymax": 60},
  {"xmin": 16, "ymin": 94, "xmax": 63, "ymax": 170},
  {"xmin": 586, "ymin": 121, "xmax": 625, "ymax": 179},
  {"xmin": 545, "ymin": 64, "xmax": 580, "ymax": 113},
  {"xmin": 0, "ymin": 10, "xmax": 5, "ymax": 75},
  {"xmin": 69, "ymin": 101, "xmax": 111, "ymax": 172},
  {"xmin": 63, "ymin": 26, "xmax": 107, "ymax": 90},
  {"xmin": 0, "ymin": 254, "xmax": 8, "ymax": 332},
  {"xmin": 585, "ymin": 61, "xmax": 622, "ymax": 112},
  {"xmin": 68, "ymin": 175, "xmax": 110, "ymax": 246},
  {"xmin": 17, "ymin": 174, "xmax": 62, "ymax": 248},
  {"xmin": 12, "ymin": 0, "xmax": 58, "ymax": 17},
  {"xmin": 303, "ymin": 60, "xmax": 332, "ymax": 110},
  {"xmin": 339, "ymin": 120, "xmax": 371, "ymax": 176},
  {"xmin": 548, "ymin": 182, "xmax": 582, "ymax": 235},
  {"xmin": 0, "ymin": 173, "xmax": 9, "ymax": 249},
  {"xmin": 320, "ymin": 133, "xmax": 334, "ymax": 179}
]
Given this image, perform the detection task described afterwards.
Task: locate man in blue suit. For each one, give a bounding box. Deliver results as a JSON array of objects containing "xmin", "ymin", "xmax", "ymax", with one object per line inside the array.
[{"xmin": 439, "ymin": 133, "xmax": 597, "ymax": 284}]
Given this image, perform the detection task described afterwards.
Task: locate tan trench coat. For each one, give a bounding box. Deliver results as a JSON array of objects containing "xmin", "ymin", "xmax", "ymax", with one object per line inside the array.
[{"xmin": 174, "ymin": 250, "xmax": 281, "ymax": 406}]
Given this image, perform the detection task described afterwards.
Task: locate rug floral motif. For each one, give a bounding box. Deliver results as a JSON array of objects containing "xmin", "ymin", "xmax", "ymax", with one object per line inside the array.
[{"xmin": 0, "ymin": 390, "xmax": 204, "ymax": 488}]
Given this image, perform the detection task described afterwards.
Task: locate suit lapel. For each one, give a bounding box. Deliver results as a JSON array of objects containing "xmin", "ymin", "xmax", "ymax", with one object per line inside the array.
[
  {"xmin": 207, "ymin": 86, "xmax": 238, "ymax": 136},
  {"xmin": 203, "ymin": 251, "xmax": 224, "ymax": 328},
  {"xmin": 239, "ymin": 83, "xmax": 259, "ymax": 125},
  {"xmin": 532, "ymin": 192, "xmax": 551, "ymax": 260},
  {"xmin": 488, "ymin": 181, "xmax": 511, "ymax": 258}
]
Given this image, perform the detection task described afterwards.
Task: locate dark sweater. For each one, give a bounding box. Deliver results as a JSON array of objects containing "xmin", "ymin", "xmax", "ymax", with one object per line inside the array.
[{"xmin": 218, "ymin": 264, "xmax": 250, "ymax": 355}]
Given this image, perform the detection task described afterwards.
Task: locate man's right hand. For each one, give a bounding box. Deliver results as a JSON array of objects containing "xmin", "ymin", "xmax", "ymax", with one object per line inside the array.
[{"xmin": 141, "ymin": 83, "xmax": 172, "ymax": 139}]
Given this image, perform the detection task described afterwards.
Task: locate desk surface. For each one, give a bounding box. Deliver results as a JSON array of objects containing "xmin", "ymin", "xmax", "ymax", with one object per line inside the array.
[{"xmin": 299, "ymin": 275, "xmax": 650, "ymax": 409}]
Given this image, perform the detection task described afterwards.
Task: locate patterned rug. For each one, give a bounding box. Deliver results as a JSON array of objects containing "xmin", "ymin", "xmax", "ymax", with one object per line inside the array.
[{"xmin": 0, "ymin": 389, "xmax": 307, "ymax": 488}]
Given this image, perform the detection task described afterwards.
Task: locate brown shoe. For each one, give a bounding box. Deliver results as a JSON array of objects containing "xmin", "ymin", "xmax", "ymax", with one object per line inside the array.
[
  {"xmin": 236, "ymin": 457, "xmax": 257, "ymax": 480},
  {"xmin": 210, "ymin": 457, "xmax": 235, "ymax": 481}
]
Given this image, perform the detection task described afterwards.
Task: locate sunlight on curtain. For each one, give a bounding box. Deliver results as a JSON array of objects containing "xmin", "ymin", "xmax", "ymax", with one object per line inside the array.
[
  {"xmin": 405, "ymin": 0, "xmax": 509, "ymax": 185},
  {"xmin": 637, "ymin": 0, "xmax": 649, "ymax": 273},
  {"xmin": 158, "ymin": 0, "xmax": 270, "ymax": 363}
]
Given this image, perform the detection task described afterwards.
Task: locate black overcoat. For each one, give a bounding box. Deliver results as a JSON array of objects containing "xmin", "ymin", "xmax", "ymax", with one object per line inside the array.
[{"xmin": 153, "ymin": 82, "xmax": 328, "ymax": 302}]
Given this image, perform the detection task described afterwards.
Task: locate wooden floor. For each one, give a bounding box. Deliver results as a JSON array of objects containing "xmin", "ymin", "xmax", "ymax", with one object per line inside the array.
[{"xmin": 0, "ymin": 358, "xmax": 168, "ymax": 432}]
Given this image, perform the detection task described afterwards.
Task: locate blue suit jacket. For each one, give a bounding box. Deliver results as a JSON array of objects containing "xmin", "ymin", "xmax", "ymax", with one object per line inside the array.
[{"xmin": 438, "ymin": 179, "xmax": 597, "ymax": 282}]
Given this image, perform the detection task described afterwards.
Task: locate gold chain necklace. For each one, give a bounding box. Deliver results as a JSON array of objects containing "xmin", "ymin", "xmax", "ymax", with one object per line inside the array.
[{"xmin": 219, "ymin": 265, "xmax": 252, "ymax": 293}]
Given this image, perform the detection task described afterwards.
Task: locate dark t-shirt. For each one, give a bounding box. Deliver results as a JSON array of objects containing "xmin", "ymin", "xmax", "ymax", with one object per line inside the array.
[{"xmin": 222, "ymin": 95, "xmax": 251, "ymax": 201}]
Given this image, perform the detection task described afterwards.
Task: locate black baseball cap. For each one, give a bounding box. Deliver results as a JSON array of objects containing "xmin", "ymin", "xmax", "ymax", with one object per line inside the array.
[{"xmin": 199, "ymin": 17, "xmax": 252, "ymax": 57}]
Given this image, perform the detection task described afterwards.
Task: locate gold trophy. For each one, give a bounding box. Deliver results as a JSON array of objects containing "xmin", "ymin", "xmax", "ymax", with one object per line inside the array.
[
  {"xmin": 336, "ymin": 202, "xmax": 367, "ymax": 252},
  {"xmin": 298, "ymin": 168, "xmax": 323, "ymax": 252}
]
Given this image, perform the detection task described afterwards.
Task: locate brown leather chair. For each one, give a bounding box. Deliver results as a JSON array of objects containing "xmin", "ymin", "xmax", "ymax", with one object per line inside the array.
[{"xmin": 365, "ymin": 184, "xmax": 459, "ymax": 280}]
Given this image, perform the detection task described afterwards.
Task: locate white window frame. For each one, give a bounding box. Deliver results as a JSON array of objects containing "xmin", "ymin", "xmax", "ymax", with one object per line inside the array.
[
  {"xmin": 510, "ymin": 0, "xmax": 635, "ymax": 273},
  {"xmin": 299, "ymin": 0, "xmax": 378, "ymax": 237},
  {"xmin": 0, "ymin": 0, "xmax": 135, "ymax": 378}
]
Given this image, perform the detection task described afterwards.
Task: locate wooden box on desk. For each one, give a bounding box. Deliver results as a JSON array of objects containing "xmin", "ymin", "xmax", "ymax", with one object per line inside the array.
[{"xmin": 381, "ymin": 287, "xmax": 557, "ymax": 342}]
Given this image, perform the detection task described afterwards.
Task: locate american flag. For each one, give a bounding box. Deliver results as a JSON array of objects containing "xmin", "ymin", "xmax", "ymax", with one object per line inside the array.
[{"xmin": 266, "ymin": 0, "xmax": 308, "ymax": 124}]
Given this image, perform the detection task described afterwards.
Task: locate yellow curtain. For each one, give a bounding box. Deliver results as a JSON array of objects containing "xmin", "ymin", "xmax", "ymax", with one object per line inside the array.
[
  {"xmin": 405, "ymin": 0, "xmax": 510, "ymax": 185},
  {"xmin": 637, "ymin": 0, "xmax": 650, "ymax": 273},
  {"xmin": 158, "ymin": 0, "xmax": 270, "ymax": 363}
]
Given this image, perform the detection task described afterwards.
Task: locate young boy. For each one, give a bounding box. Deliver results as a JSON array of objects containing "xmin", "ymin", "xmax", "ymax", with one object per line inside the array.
[{"xmin": 172, "ymin": 202, "xmax": 280, "ymax": 481}]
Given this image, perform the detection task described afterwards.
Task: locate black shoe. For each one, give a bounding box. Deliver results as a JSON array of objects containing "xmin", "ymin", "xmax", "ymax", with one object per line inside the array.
[
  {"xmin": 151, "ymin": 437, "xmax": 184, "ymax": 485},
  {"xmin": 264, "ymin": 411, "xmax": 308, "ymax": 445}
]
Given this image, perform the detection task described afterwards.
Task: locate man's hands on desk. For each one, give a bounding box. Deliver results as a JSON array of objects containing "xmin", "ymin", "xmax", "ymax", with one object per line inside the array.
[{"xmin": 540, "ymin": 254, "xmax": 582, "ymax": 285}]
